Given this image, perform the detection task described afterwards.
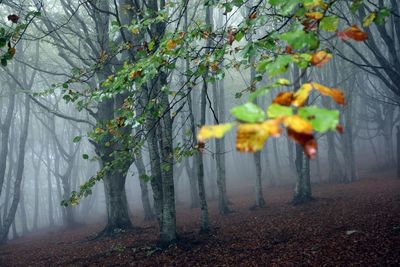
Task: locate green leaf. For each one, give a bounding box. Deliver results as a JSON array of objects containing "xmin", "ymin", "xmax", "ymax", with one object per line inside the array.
[
  {"xmin": 298, "ymin": 106, "xmax": 339, "ymax": 133},
  {"xmin": 73, "ymin": 136, "xmax": 82, "ymax": 143},
  {"xmin": 140, "ymin": 174, "xmax": 152, "ymax": 183},
  {"xmin": 1, "ymin": 58, "xmax": 7, "ymax": 67},
  {"xmin": 230, "ymin": 102, "xmax": 266, "ymax": 123},
  {"xmin": 351, "ymin": 0, "xmax": 364, "ymax": 13},
  {"xmin": 235, "ymin": 30, "xmax": 245, "ymax": 42},
  {"xmin": 82, "ymin": 154, "xmax": 89, "ymax": 160},
  {"xmin": 0, "ymin": 37, "xmax": 7, "ymax": 48},
  {"xmin": 375, "ymin": 7, "xmax": 390, "ymax": 25},
  {"xmin": 320, "ymin": 16, "xmax": 339, "ymax": 32},
  {"xmin": 269, "ymin": 0, "xmax": 301, "ymax": 15},
  {"xmin": 267, "ymin": 104, "xmax": 293, "ymax": 118},
  {"xmin": 265, "ymin": 55, "xmax": 294, "ymax": 77},
  {"xmin": 279, "ymin": 29, "xmax": 319, "ymax": 50}
]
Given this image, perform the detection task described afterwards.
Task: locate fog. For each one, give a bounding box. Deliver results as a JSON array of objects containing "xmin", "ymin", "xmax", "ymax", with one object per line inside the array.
[{"xmin": 0, "ymin": 0, "xmax": 399, "ymax": 265}]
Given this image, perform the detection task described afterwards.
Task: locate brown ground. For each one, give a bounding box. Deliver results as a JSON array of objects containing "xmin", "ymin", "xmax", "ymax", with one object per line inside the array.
[{"xmin": 0, "ymin": 173, "xmax": 399, "ymax": 266}]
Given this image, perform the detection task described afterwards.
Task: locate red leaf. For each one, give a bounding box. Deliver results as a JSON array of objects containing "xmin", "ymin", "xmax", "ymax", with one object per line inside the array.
[
  {"xmin": 287, "ymin": 128, "xmax": 318, "ymax": 159},
  {"xmin": 7, "ymin": 14, "xmax": 19, "ymax": 23},
  {"xmin": 337, "ymin": 25, "xmax": 368, "ymax": 41}
]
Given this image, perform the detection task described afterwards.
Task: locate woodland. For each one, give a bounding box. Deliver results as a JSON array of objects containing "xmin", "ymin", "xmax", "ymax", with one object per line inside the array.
[{"xmin": 0, "ymin": 0, "xmax": 399, "ymax": 266}]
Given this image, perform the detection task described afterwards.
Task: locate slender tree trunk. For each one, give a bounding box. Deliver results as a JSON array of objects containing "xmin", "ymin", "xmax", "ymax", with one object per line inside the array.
[
  {"xmin": 0, "ymin": 95, "xmax": 30, "ymax": 243},
  {"xmin": 134, "ymin": 153, "xmax": 154, "ymax": 220},
  {"xmin": 46, "ymin": 140, "xmax": 54, "ymax": 227},
  {"xmin": 212, "ymin": 82, "xmax": 230, "ymax": 214},
  {"xmin": 292, "ymin": 68, "xmax": 312, "ymax": 204}
]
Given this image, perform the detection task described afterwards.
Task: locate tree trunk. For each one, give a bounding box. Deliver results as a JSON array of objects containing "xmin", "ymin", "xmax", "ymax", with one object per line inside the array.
[
  {"xmin": 0, "ymin": 95, "xmax": 30, "ymax": 243},
  {"xmin": 253, "ymin": 152, "xmax": 266, "ymax": 208},
  {"xmin": 292, "ymin": 144, "xmax": 313, "ymax": 204},
  {"xmin": 134, "ymin": 153, "xmax": 154, "ymax": 220},
  {"xmin": 212, "ymin": 82, "xmax": 230, "ymax": 214},
  {"xmin": 102, "ymin": 171, "xmax": 132, "ymax": 234}
]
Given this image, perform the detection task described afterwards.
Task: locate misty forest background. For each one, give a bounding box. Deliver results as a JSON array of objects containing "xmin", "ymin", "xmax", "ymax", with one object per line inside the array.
[{"xmin": 0, "ymin": 0, "xmax": 399, "ymax": 263}]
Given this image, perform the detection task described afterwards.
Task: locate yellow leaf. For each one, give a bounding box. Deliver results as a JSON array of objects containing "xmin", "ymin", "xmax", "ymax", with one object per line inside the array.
[
  {"xmin": 363, "ymin": 12, "xmax": 376, "ymax": 27},
  {"xmin": 131, "ymin": 28, "xmax": 139, "ymax": 34},
  {"xmin": 311, "ymin": 82, "xmax": 345, "ymax": 105},
  {"xmin": 276, "ymin": 78, "xmax": 290, "ymax": 86},
  {"xmin": 284, "ymin": 115, "xmax": 313, "ymax": 134},
  {"xmin": 236, "ymin": 120, "xmax": 282, "ymax": 152},
  {"xmin": 292, "ymin": 83, "xmax": 313, "ymax": 107},
  {"xmin": 305, "ymin": 12, "xmax": 324, "ymax": 20},
  {"xmin": 304, "ymin": 0, "xmax": 323, "ymax": 10},
  {"xmin": 166, "ymin": 40, "xmax": 177, "ymax": 50},
  {"xmin": 197, "ymin": 123, "xmax": 234, "ymax": 142}
]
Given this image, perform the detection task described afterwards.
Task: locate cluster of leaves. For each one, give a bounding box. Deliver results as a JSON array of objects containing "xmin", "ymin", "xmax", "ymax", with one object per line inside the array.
[
  {"xmin": 0, "ymin": 10, "xmax": 40, "ymax": 66},
  {"xmin": 197, "ymin": 0, "xmax": 389, "ymax": 158}
]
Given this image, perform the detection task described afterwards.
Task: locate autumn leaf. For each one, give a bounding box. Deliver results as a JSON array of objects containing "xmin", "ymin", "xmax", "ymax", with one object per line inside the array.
[
  {"xmin": 227, "ymin": 31, "xmax": 235, "ymax": 45},
  {"xmin": 336, "ymin": 124, "xmax": 344, "ymax": 134},
  {"xmin": 311, "ymin": 82, "xmax": 345, "ymax": 105},
  {"xmin": 197, "ymin": 123, "xmax": 234, "ymax": 143},
  {"xmin": 283, "ymin": 115, "xmax": 313, "ymax": 134},
  {"xmin": 337, "ymin": 25, "xmax": 368, "ymax": 41},
  {"xmin": 287, "ymin": 128, "xmax": 318, "ymax": 159},
  {"xmin": 249, "ymin": 11, "xmax": 257, "ymax": 20},
  {"xmin": 311, "ymin": 51, "xmax": 332, "ymax": 67},
  {"xmin": 130, "ymin": 70, "xmax": 141, "ymax": 80},
  {"xmin": 7, "ymin": 14, "xmax": 19, "ymax": 23},
  {"xmin": 292, "ymin": 83, "xmax": 313, "ymax": 107},
  {"xmin": 236, "ymin": 120, "xmax": 281, "ymax": 152},
  {"xmin": 363, "ymin": 12, "xmax": 377, "ymax": 27},
  {"xmin": 166, "ymin": 40, "xmax": 177, "ymax": 50},
  {"xmin": 272, "ymin": 92, "xmax": 294, "ymax": 106},
  {"xmin": 305, "ymin": 12, "xmax": 324, "ymax": 20}
]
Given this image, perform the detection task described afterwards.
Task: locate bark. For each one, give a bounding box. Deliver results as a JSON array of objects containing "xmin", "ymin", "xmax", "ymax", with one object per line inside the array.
[
  {"xmin": 0, "ymin": 91, "xmax": 15, "ymax": 198},
  {"xmin": 212, "ymin": 82, "xmax": 230, "ymax": 214},
  {"xmin": 134, "ymin": 153, "xmax": 154, "ymax": 220},
  {"xmin": 397, "ymin": 126, "xmax": 400, "ymax": 179},
  {"xmin": 292, "ymin": 67, "xmax": 312, "ymax": 204},
  {"xmin": 46, "ymin": 139, "xmax": 55, "ymax": 227},
  {"xmin": 292, "ymin": 144, "xmax": 313, "ymax": 205},
  {"xmin": 0, "ymin": 95, "xmax": 30, "ymax": 244}
]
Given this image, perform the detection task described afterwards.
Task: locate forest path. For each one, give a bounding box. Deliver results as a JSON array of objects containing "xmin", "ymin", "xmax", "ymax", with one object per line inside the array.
[{"xmin": 1, "ymin": 173, "xmax": 399, "ymax": 266}]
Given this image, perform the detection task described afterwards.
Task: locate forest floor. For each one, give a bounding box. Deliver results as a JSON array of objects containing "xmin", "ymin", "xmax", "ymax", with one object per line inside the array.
[{"xmin": 0, "ymin": 172, "xmax": 399, "ymax": 266}]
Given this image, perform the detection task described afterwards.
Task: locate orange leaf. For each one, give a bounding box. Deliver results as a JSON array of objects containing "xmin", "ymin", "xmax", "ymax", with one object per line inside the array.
[
  {"xmin": 311, "ymin": 51, "xmax": 332, "ymax": 67},
  {"xmin": 312, "ymin": 82, "xmax": 345, "ymax": 105},
  {"xmin": 292, "ymin": 83, "xmax": 313, "ymax": 107},
  {"xmin": 249, "ymin": 12, "xmax": 257, "ymax": 20},
  {"xmin": 336, "ymin": 124, "xmax": 344, "ymax": 134},
  {"xmin": 166, "ymin": 40, "xmax": 177, "ymax": 50},
  {"xmin": 337, "ymin": 25, "xmax": 368, "ymax": 41},
  {"xmin": 272, "ymin": 92, "xmax": 294, "ymax": 106},
  {"xmin": 305, "ymin": 12, "xmax": 324, "ymax": 20}
]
